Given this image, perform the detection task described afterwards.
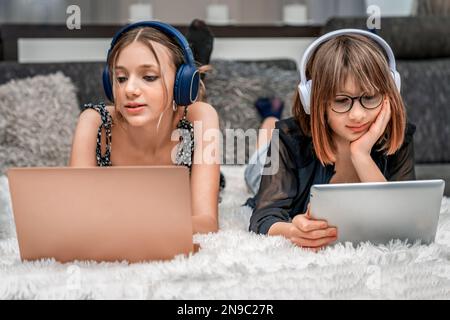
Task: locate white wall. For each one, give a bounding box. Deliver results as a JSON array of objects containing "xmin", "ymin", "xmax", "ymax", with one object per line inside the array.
[
  {"xmin": 18, "ymin": 38, "xmax": 111, "ymax": 63},
  {"xmin": 211, "ymin": 38, "xmax": 315, "ymax": 66},
  {"xmin": 18, "ymin": 37, "xmax": 315, "ymax": 67}
]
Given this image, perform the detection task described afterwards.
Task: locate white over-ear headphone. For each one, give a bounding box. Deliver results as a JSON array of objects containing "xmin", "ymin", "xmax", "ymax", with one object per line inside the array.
[{"xmin": 298, "ymin": 28, "xmax": 401, "ymax": 115}]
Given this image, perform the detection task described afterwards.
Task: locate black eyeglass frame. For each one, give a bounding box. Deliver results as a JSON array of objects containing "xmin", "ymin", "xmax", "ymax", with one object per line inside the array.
[{"xmin": 331, "ymin": 93, "xmax": 384, "ymax": 114}]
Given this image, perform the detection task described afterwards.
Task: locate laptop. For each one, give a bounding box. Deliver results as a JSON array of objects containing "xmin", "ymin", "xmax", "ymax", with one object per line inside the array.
[
  {"xmin": 309, "ymin": 180, "xmax": 445, "ymax": 245},
  {"xmin": 7, "ymin": 166, "xmax": 194, "ymax": 263}
]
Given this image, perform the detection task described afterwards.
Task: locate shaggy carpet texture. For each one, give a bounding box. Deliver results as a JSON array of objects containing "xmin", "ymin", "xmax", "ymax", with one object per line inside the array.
[{"xmin": 0, "ymin": 166, "xmax": 449, "ymax": 300}]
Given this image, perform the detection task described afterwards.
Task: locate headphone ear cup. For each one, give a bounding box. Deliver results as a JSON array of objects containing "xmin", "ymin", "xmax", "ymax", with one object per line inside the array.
[
  {"xmin": 298, "ymin": 80, "xmax": 312, "ymax": 115},
  {"xmin": 174, "ymin": 64, "xmax": 200, "ymax": 106},
  {"xmin": 102, "ymin": 66, "xmax": 114, "ymax": 102}
]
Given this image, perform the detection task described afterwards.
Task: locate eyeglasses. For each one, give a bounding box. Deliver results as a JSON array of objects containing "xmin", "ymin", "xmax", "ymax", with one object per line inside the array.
[{"xmin": 331, "ymin": 93, "xmax": 383, "ymax": 113}]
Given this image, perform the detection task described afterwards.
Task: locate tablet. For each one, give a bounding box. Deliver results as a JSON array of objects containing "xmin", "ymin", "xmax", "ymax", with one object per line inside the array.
[{"xmin": 309, "ymin": 180, "xmax": 445, "ymax": 245}]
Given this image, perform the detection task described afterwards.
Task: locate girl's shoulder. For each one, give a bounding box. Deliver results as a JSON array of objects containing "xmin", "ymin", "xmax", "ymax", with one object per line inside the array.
[
  {"xmin": 274, "ymin": 117, "xmax": 315, "ymax": 167},
  {"xmin": 184, "ymin": 101, "xmax": 218, "ymax": 126},
  {"xmin": 80, "ymin": 102, "xmax": 114, "ymax": 127},
  {"xmin": 275, "ymin": 117, "xmax": 311, "ymax": 145}
]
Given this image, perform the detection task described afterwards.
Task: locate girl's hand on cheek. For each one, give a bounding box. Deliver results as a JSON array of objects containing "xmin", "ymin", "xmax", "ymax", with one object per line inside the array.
[{"xmin": 350, "ymin": 98, "xmax": 391, "ymax": 157}]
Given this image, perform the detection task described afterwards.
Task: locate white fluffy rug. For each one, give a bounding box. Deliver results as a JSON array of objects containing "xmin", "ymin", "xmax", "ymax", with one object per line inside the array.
[{"xmin": 0, "ymin": 166, "xmax": 449, "ymax": 300}]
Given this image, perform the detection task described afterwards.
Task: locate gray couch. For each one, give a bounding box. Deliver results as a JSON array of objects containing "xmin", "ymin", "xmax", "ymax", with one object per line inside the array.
[{"xmin": 0, "ymin": 18, "xmax": 449, "ymax": 195}]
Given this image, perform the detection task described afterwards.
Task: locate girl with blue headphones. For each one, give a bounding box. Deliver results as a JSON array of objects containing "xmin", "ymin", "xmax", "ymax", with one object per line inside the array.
[
  {"xmin": 69, "ymin": 21, "xmax": 221, "ymax": 235},
  {"xmin": 247, "ymin": 29, "xmax": 416, "ymax": 251}
]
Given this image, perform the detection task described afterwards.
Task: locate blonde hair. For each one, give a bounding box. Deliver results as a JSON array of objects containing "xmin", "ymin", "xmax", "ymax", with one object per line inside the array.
[
  {"xmin": 293, "ymin": 34, "xmax": 406, "ymax": 165},
  {"xmin": 107, "ymin": 27, "xmax": 207, "ymax": 124}
]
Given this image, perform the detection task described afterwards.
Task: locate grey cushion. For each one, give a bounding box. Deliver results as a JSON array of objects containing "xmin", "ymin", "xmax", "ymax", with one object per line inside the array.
[
  {"xmin": 398, "ymin": 59, "xmax": 450, "ymax": 163},
  {"xmin": 0, "ymin": 61, "xmax": 105, "ymax": 107},
  {"xmin": 205, "ymin": 60, "xmax": 298, "ymax": 163},
  {"xmin": 0, "ymin": 72, "xmax": 79, "ymax": 174}
]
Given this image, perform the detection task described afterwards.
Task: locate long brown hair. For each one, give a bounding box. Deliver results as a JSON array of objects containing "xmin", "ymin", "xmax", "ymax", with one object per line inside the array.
[
  {"xmin": 293, "ymin": 34, "xmax": 406, "ymax": 165},
  {"xmin": 107, "ymin": 27, "xmax": 207, "ymax": 123}
]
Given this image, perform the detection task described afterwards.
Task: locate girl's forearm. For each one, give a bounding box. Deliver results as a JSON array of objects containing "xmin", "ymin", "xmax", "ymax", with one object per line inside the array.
[
  {"xmin": 351, "ymin": 152, "xmax": 387, "ymax": 182},
  {"xmin": 268, "ymin": 221, "xmax": 292, "ymax": 237},
  {"xmin": 192, "ymin": 214, "xmax": 218, "ymax": 234}
]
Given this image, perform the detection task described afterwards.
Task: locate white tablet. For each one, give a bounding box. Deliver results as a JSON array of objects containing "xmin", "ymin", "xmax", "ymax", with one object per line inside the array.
[{"xmin": 309, "ymin": 180, "xmax": 445, "ymax": 245}]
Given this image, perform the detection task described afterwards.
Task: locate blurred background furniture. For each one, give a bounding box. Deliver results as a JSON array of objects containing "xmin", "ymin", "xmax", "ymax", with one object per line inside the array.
[{"xmin": 0, "ymin": 15, "xmax": 449, "ymax": 194}]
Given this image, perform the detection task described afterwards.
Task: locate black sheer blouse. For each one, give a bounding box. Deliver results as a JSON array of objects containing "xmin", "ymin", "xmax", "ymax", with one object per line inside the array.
[{"xmin": 247, "ymin": 117, "xmax": 416, "ymax": 235}]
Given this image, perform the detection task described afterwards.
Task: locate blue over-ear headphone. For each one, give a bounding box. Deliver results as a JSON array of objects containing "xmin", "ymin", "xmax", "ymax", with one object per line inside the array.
[
  {"xmin": 298, "ymin": 28, "xmax": 401, "ymax": 115},
  {"xmin": 103, "ymin": 21, "xmax": 200, "ymax": 106}
]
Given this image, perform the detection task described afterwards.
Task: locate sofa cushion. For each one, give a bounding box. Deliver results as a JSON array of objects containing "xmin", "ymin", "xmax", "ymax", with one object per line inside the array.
[
  {"xmin": 0, "ymin": 72, "xmax": 79, "ymax": 175},
  {"xmin": 206, "ymin": 60, "xmax": 298, "ymax": 164},
  {"xmin": 398, "ymin": 59, "xmax": 450, "ymax": 163},
  {"xmin": 0, "ymin": 61, "xmax": 105, "ymax": 107}
]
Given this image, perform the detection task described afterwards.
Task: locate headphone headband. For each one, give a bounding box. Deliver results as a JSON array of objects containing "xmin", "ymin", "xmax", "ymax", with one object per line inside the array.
[
  {"xmin": 106, "ymin": 21, "xmax": 196, "ymax": 67},
  {"xmin": 298, "ymin": 28, "xmax": 401, "ymax": 114}
]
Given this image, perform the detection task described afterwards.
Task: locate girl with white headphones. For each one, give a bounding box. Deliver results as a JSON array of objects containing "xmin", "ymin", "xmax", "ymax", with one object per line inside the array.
[{"xmin": 246, "ymin": 29, "xmax": 416, "ymax": 251}]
